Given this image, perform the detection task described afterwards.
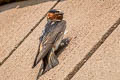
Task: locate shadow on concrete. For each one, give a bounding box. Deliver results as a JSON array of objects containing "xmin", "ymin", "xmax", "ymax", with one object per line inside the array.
[
  {"xmin": 0, "ymin": 0, "xmax": 64, "ymax": 12},
  {"xmin": 55, "ymin": 38, "xmax": 71, "ymax": 57}
]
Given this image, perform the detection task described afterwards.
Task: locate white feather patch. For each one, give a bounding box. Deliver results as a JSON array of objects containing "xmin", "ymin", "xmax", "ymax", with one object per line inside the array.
[{"xmin": 64, "ymin": 30, "xmax": 68, "ymax": 35}]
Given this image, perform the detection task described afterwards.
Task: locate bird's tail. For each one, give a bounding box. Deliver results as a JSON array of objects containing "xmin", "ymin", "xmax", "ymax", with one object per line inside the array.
[
  {"xmin": 32, "ymin": 44, "xmax": 52, "ymax": 68},
  {"xmin": 32, "ymin": 42, "xmax": 41, "ymax": 68}
]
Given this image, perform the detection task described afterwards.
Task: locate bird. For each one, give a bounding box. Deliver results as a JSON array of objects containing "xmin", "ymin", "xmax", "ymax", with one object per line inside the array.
[{"xmin": 32, "ymin": 9, "xmax": 67, "ymax": 79}]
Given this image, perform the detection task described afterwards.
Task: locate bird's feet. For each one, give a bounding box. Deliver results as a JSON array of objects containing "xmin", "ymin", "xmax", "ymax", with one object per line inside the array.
[{"xmin": 60, "ymin": 37, "xmax": 72, "ymax": 47}]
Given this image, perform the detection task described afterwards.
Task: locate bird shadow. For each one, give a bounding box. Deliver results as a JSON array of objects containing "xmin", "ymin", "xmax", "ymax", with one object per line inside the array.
[
  {"xmin": 0, "ymin": 0, "xmax": 65, "ymax": 12},
  {"xmin": 55, "ymin": 38, "xmax": 71, "ymax": 57}
]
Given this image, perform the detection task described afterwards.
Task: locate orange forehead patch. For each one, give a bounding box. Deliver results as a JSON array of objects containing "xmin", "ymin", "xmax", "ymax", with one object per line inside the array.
[
  {"xmin": 47, "ymin": 13, "xmax": 63, "ymax": 20},
  {"xmin": 47, "ymin": 13, "xmax": 56, "ymax": 20}
]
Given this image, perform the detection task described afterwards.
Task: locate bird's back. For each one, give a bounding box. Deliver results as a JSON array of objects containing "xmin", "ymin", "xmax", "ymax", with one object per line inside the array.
[
  {"xmin": 37, "ymin": 20, "xmax": 66, "ymax": 62},
  {"xmin": 42, "ymin": 20, "xmax": 66, "ymax": 45}
]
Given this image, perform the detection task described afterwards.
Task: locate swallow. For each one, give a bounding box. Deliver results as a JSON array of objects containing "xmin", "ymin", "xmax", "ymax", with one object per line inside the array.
[{"xmin": 32, "ymin": 9, "xmax": 67, "ymax": 79}]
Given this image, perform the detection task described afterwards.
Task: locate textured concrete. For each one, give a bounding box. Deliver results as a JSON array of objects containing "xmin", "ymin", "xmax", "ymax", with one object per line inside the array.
[
  {"xmin": 72, "ymin": 25, "xmax": 120, "ymax": 80},
  {"xmin": 0, "ymin": 0, "xmax": 120, "ymax": 80}
]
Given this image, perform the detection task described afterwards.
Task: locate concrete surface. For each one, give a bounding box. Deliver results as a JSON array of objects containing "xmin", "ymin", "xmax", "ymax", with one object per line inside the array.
[
  {"xmin": 0, "ymin": 0, "xmax": 120, "ymax": 80},
  {"xmin": 72, "ymin": 25, "xmax": 120, "ymax": 80}
]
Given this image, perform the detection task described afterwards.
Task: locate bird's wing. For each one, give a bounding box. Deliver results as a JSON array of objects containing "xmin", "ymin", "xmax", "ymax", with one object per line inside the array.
[{"xmin": 34, "ymin": 20, "xmax": 66, "ymax": 66}]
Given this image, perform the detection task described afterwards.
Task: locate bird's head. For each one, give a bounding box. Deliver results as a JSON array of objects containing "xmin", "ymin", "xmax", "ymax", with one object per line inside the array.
[{"xmin": 47, "ymin": 9, "xmax": 64, "ymax": 21}]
